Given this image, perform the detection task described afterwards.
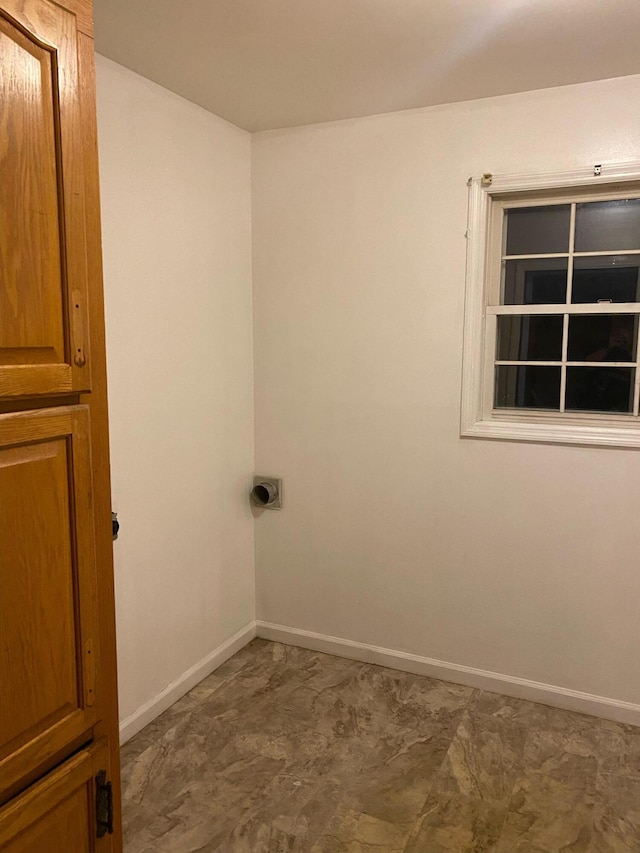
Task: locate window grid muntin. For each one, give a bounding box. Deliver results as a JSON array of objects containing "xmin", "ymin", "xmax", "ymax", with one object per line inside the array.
[
  {"xmin": 561, "ymin": 206, "xmax": 577, "ymax": 409},
  {"xmin": 633, "ymin": 316, "xmax": 640, "ymax": 414},
  {"xmin": 488, "ymin": 194, "xmax": 640, "ymax": 417},
  {"xmin": 501, "ymin": 250, "xmax": 640, "ymax": 260}
]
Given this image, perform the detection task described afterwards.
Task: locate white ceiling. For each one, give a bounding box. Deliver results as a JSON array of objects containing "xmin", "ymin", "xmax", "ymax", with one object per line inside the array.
[{"xmin": 94, "ymin": 0, "xmax": 640, "ymax": 133}]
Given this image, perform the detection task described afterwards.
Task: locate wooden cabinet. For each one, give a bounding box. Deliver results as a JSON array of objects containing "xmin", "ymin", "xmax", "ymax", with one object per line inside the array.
[
  {"xmin": 0, "ymin": 407, "xmax": 100, "ymax": 800},
  {"xmin": 0, "ymin": 0, "xmax": 121, "ymax": 849},
  {"xmin": 0, "ymin": 741, "xmax": 113, "ymax": 853},
  {"xmin": 0, "ymin": 0, "xmax": 91, "ymax": 397}
]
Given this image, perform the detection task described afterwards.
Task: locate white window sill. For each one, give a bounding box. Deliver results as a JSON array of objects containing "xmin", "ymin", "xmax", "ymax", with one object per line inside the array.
[{"xmin": 462, "ymin": 416, "xmax": 640, "ymax": 448}]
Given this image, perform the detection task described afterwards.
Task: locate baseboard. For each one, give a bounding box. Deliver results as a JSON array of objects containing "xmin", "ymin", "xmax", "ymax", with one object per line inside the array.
[
  {"xmin": 119, "ymin": 620, "xmax": 257, "ymax": 744},
  {"xmin": 255, "ymin": 620, "xmax": 640, "ymax": 727}
]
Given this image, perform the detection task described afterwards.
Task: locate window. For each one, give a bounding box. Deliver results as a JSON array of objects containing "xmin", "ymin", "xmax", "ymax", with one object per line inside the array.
[{"xmin": 461, "ymin": 162, "xmax": 640, "ymax": 448}]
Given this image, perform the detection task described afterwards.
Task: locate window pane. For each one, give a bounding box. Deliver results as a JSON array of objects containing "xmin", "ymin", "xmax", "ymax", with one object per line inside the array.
[
  {"xmin": 504, "ymin": 205, "xmax": 571, "ymax": 255},
  {"xmin": 567, "ymin": 314, "xmax": 638, "ymax": 362},
  {"xmin": 502, "ymin": 258, "xmax": 567, "ymax": 304},
  {"xmin": 571, "ymin": 255, "xmax": 640, "ymax": 303},
  {"xmin": 565, "ymin": 367, "xmax": 635, "ymax": 413},
  {"xmin": 574, "ymin": 199, "xmax": 640, "ymax": 252},
  {"xmin": 497, "ymin": 315, "xmax": 563, "ymax": 361},
  {"xmin": 494, "ymin": 366, "xmax": 561, "ymax": 409}
]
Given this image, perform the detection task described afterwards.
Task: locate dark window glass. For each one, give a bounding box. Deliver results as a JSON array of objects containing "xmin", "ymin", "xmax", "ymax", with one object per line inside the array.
[
  {"xmin": 575, "ymin": 199, "xmax": 640, "ymax": 252},
  {"xmin": 565, "ymin": 367, "xmax": 635, "ymax": 413},
  {"xmin": 497, "ymin": 315, "xmax": 563, "ymax": 361},
  {"xmin": 494, "ymin": 366, "xmax": 561, "ymax": 409},
  {"xmin": 567, "ymin": 315, "xmax": 638, "ymax": 362},
  {"xmin": 502, "ymin": 259, "xmax": 568, "ymax": 304},
  {"xmin": 504, "ymin": 205, "xmax": 571, "ymax": 256},
  {"xmin": 571, "ymin": 256, "xmax": 640, "ymax": 303}
]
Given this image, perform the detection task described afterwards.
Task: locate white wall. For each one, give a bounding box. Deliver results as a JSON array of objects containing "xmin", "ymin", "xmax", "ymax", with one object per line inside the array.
[
  {"xmin": 95, "ymin": 56, "xmax": 255, "ymax": 726},
  {"xmin": 252, "ymin": 75, "xmax": 640, "ymax": 707}
]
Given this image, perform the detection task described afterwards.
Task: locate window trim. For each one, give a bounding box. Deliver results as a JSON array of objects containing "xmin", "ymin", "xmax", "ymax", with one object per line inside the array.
[{"xmin": 461, "ymin": 161, "xmax": 640, "ymax": 448}]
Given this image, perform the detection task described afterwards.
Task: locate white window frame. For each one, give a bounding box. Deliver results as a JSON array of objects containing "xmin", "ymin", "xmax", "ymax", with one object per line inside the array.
[{"xmin": 461, "ymin": 160, "xmax": 640, "ymax": 448}]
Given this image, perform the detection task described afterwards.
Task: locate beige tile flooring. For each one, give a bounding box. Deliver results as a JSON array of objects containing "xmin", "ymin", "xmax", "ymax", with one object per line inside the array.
[{"xmin": 121, "ymin": 639, "xmax": 640, "ymax": 853}]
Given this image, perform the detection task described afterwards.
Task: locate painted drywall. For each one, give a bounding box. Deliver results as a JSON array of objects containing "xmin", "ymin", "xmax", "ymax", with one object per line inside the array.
[
  {"xmin": 95, "ymin": 56, "xmax": 255, "ymax": 724},
  {"xmin": 252, "ymin": 75, "xmax": 640, "ymax": 706}
]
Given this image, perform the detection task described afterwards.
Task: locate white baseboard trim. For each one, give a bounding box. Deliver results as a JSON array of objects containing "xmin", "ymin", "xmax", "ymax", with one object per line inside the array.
[
  {"xmin": 119, "ymin": 620, "xmax": 257, "ymax": 744},
  {"xmin": 255, "ymin": 621, "xmax": 640, "ymax": 727}
]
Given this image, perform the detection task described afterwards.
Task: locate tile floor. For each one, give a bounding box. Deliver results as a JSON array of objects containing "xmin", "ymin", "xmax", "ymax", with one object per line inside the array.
[{"xmin": 121, "ymin": 639, "xmax": 640, "ymax": 853}]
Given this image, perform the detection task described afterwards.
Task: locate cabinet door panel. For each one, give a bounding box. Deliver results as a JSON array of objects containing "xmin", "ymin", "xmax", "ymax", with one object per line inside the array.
[
  {"xmin": 0, "ymin": 406, "xmax": 99, "ymax": 800},
  {"xmin": 0, "ymin": 2, "xmax": 91, "ymax": 397},
  {"xmin": 0, "ymin": 741, "xmax": 113, "ymax": 852}
]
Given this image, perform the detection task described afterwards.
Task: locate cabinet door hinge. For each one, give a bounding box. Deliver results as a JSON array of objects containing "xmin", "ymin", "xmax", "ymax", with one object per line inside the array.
[{"xmin": 95, "ymin": 770, "xmax": 114, "ymax": 838}]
